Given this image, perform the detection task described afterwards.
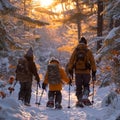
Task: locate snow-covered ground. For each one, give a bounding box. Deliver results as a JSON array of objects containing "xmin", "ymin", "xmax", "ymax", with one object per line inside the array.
[
  {"xmin": 0, "ymin": 23, "xmax": 120, "ymax": 120},
  {"xmin": 0, "ymin": 80, "xmax": 120, "ymax": 120}
]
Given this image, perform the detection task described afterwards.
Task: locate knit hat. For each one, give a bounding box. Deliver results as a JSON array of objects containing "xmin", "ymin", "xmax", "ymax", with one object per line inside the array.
[
  {"xmin": 25, "ymin": 47, "xmax": 33, "ymax": 58},
  {"xmin": 79, "ymin": 37, "xmax": 87, "ymax": 44}
]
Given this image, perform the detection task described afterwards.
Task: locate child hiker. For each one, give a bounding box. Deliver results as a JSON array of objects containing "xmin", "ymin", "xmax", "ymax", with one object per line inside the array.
[{"xmin": 42, "ymin": 57, "xmax": 70, "ymax": 109}]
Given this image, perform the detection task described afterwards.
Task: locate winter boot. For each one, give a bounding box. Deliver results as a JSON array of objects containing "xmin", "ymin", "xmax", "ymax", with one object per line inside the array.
[
  {"xmin": 18, "ymin": 96, "xmax": 24, "ymax": 102},
  {"xmin": 18, "ymin": 92, "xmax": 25, "ymax": 102},
  {"xmin": 75, "ymin": 101, "xmax": 84, "ymax": 108},
  {"xmin": 82, "ymin": 89, "xmax": 92, "ymax": 106},
  {"xmin": 46, "ymin": 101, "xmax": 54, "ymax": 108},
  {"xmin": 82, "ymin": 99, "xmax": 92, "ymax": 106},
  {"xmin": 55, "ymin": 102, "xmax": 62, "ymax": 109}
]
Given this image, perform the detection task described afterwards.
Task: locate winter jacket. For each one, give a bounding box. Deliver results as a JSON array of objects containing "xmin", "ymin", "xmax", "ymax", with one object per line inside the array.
[
  {"xmin": 16, "ymin": 56, "xmax": 40, "ymax": 83},
  {"xmin": 67, "ymin": 43, "xmax": 96, "ymax": 74},
  {"xmin": 26, "ymin": 56, "xmax": 40, "ymax": 82},
  {"xmin": 43, "ymin": 62, "xmax": 70, "ymax": 91}
]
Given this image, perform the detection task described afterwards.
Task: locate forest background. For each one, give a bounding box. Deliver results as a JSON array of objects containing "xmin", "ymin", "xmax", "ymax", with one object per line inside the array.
[
  {"xmin": 0, "ymin": 0, "xmax": 120, "ymax": 120},
  {"xmin": 0, "ymin": 0, "xmax": 120, "ymax": 118}
]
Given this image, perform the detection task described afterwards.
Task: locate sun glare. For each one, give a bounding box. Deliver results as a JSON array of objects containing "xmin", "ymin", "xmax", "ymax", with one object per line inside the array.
[
  {"xmin": 38, "ymin": 0, "xmax": 54, "ymax": 7},
  {"xmin": 32, "ymin": 0, "xmax": 74, "ymax": 18},
  {"xmin": 32, "ymin": 0, "xmax": 54, "ymax": 7}
]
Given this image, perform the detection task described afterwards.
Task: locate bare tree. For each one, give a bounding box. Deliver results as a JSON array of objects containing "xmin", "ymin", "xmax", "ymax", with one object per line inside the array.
[
  {"xmin": 76, "ymin": 0, "xmax": 81, "ymax": 41},
  {"xmin": 97, "ymin": 0, "xmax": 103, "ymax": 50}
]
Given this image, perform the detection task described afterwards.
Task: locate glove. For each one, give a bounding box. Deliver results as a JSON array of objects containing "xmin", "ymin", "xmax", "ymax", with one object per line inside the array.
[
  {"xmin": 35, "ymin": 76, "xmax": 40, "ymax": 82},
  {"xmin": 35, "ymin": 75, "xmax": 41, "ymax": 88},
  {"xmin": 37, "ymin": 82, "xmax": 41, "ymax": 88},
  {"xmin": 42, "ymin": 83, "xmax": 47, "ymax": 90},
  {"xmin": 8, "ymin": 87, "xmax": 15, "ymax": 94},
  {"xmin": 69, "ymin": 78, "xmax": 72, "ymax": 86},
  {"xmin": 92, "ymin": 71, "xmax": 96, "ymax": 81},
  {"xmin": 68, "ymin": 69, "xmax": 73, "ymax": 79}
]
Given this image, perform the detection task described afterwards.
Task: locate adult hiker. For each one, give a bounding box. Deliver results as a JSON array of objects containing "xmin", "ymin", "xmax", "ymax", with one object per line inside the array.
[
  {"xmin": 67, "ymin": 37, "xmax": 97, "ymax": 107},
  {"xmin": 15, "ymin": 47, "xmax": 40, "ymax": 106},
  {"xmin": 42, "ymin": 57, "xmax": 70, "ymax": 109}
]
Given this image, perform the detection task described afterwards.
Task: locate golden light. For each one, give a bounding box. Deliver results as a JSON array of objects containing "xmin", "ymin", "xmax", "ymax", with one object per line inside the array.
[
  {"xmin": 31, "ymin": 0, "xmax": 74, "ymax": 19},
  {"xmin": 32, "ymin": 0, "xmax": 65, "ymax": 12},
  {"xmin": 40, "ymin": 0, "xmax": 54, "ymax": 7},
  {"xmin": 53, "ymin": 4, "xmax": 63, "ymax": 13},
  {"xmin": 33, "ymin": 0, "xmax": 54, "ymax": 8},
  {"xmin": 83, "ymin": 4, "xmax": 87, "ymax": 9}
]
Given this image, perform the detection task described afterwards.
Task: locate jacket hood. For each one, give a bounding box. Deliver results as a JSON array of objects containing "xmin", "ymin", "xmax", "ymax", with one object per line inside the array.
[
  {"xmin": 25, "ymin": 47, "xmax": 33, "ymax": 57},
  {"xmin": 24, "ymin": 47, "xmax": 33, "ymax": 61}
]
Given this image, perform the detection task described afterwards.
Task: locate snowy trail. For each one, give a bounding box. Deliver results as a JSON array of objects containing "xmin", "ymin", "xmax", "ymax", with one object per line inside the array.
[
  {"xmin": 15, "ymin": 84, "xmax": 102, "ymax": 120},
  {"xmin": 0, "ymin": 83, "xmax": 120, "ymax": 120}
]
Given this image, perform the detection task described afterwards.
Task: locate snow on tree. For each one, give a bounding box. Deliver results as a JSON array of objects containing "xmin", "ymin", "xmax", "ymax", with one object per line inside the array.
[{"xmin": 96, "ymin": 26, "xmax": 120, "ymax": 92}]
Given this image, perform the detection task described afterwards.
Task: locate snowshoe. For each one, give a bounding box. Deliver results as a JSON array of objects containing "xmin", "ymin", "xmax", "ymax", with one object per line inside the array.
[
  {"xmin": 75, "ymin": 101, "xmax": 84, "ymax": 108},
  {"xmin": 46, "ymin": 101, "xmax": 54, "ymax": 108},
  {"xmin": 82, "ymin": 90, "xmax": 92, "ymax": 106},
  {"xmin": 82, "ymin": 99, "xmax": 92, "ymax": 106},
  {"xmin": 55, "ymin": 103, "xmax": 62, "ymax": 109}
]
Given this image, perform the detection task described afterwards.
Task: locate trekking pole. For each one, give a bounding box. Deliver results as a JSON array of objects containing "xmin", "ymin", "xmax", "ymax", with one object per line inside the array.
[
  {"xmin": 68, "ymin": 84, "xmax": 71, "ymax": 108},
  {"xmin": 91, "ymin": 80, "xmax": 95, "ymax": 104},
  {"xmin": 35, "ymin": 83, "xmax": 39, "ymax": 104},
  {"xmin": 68, "ymin": 75, "xmax": 72, "ymax": 108},
  {"xmin": 8, "ymin": 81, "xmax": 17, "ymax": 94},
  {"xmin": 13, "ymin": 80, "xmax": 17, "ymax": 87},
  {"xmin": 37, "ymin": 89, "xmax": 44, "ymax": 106}
]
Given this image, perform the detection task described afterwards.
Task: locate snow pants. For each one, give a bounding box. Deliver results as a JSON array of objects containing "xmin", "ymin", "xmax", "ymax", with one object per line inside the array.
[
  {"xmin": 18, "ymin": 81, "xmax": 32, "ymax": 104},
  {"xmin": 48, "ymin": 91, "xmax": 62, "ymax": 105},
  {"xmin": 75, "ymin": 73, "xmax": 90, "ymax": 101}
]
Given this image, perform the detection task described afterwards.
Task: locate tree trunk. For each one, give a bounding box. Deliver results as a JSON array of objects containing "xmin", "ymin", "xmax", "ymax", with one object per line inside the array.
[
  {"xmin": 109, "ymin": 15, "xmax": 113, "ymax": 30},
  {"xmin": 76, "ymin": 0, "xmax": 81, "ymax": 41},
  {"xmin": 97, "ymin": 0, "xmax": 103, "ymax": 50},
  {"xmin": 24, "ymin": 0, "xmax": 26, "ymax": 15},
  {"xmin": 114, "ymin": 17, "xmax": 120, "ymax": 27}
]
